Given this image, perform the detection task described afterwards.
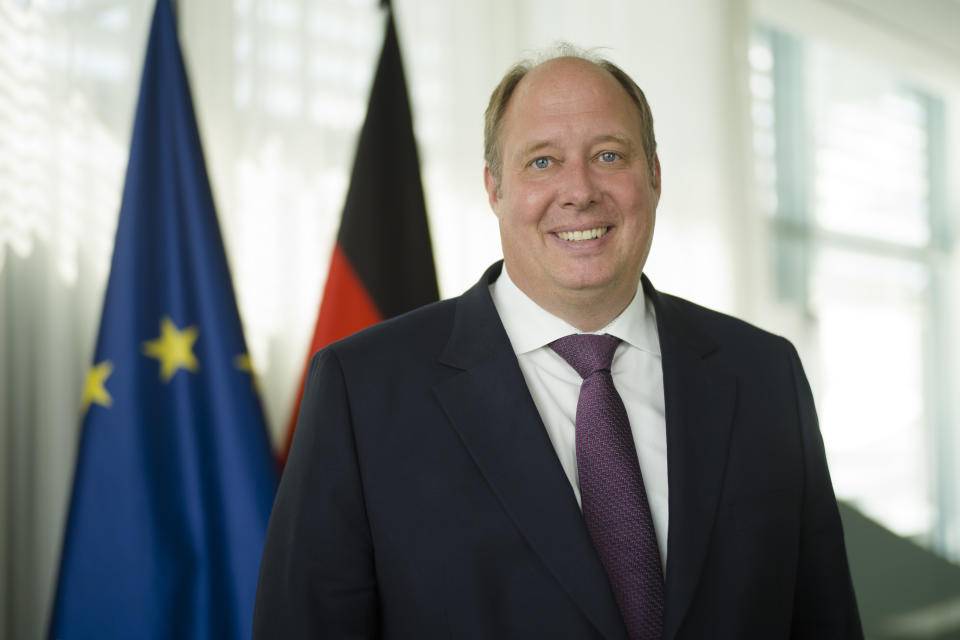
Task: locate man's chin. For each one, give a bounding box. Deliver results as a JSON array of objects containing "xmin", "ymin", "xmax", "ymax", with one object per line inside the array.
[
  {"xmin": 550, "ymin": 265, "xmax": 620, "ymax": 293},
  {"xmin": 550, "ymin": 278, "xmax": 625, "ymax": 304}
]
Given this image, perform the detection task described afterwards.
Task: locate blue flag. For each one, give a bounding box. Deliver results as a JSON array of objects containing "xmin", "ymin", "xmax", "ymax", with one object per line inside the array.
[{"xmin": 50, "ymin": 0, "xmax": 278, "ymax": 637}]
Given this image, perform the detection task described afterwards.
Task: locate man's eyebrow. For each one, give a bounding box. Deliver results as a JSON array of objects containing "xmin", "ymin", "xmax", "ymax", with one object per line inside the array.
[
  {"xmin": 517, "ymin": 140, "xmax": 554, "ymax": 158},
  {"xmin": 517, "ymin": 135, "xmax": 638, "ymax": 159},
  {"xmin": 592, "ymin": 134, "xmax": 637, "ymax": 151}
]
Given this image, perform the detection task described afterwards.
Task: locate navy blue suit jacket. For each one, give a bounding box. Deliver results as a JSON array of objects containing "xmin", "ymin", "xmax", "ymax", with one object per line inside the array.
[{"xmin": 253, "ymin": 262, "xmax": 862, "ymax": 639}]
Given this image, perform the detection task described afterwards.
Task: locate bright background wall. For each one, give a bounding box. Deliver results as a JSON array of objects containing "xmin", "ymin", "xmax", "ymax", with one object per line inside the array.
[{"xmin": 1, "ymin": 0, "xmax": 958, "ymax": 637}]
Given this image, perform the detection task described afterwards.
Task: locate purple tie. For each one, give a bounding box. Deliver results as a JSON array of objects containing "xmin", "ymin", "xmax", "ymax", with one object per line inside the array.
[{"xmin": 549, "ymin": 334, "xmax": 664, "ymax": 640}]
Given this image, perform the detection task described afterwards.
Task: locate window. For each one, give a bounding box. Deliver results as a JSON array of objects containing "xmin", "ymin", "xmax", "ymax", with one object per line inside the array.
[{"xmin": 751, "ymin": 27, "xmax": 956, "ymax": 558}]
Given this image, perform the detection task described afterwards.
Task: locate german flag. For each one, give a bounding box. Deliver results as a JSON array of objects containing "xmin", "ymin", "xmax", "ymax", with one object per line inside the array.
[{"xmin": 283, "ymin": 5, "xmax": 439, "ymax": 462}]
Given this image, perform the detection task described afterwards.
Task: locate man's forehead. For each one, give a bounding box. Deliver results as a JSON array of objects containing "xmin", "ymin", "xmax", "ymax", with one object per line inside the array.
[
  {"xmin": 501, "ymin": 61, "xmax": 643, "ymax": 147},
  {"xmin": 506, "ymin": 60, "xmax": 638, "ymax": 124},
  {"xmin": 515, "ymin": 57, "xmax": 615, "ymax": 101}
]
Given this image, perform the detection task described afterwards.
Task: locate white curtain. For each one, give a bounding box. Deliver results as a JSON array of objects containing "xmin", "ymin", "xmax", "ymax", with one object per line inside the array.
[{"xmin": 0, "ymin": 2, "xmax": 146, "ymax": 635}]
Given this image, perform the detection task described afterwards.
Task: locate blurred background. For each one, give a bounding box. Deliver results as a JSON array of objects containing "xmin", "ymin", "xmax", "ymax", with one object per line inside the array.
[{"xmin": 1, "ymin": 0, "xmax": 958, "ymax": 637}]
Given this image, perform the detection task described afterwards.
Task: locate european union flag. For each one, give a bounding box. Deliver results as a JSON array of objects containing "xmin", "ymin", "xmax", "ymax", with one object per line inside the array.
[{"xmin": 49, "ymin": 0, "xmax": 278, "ymax": 637}]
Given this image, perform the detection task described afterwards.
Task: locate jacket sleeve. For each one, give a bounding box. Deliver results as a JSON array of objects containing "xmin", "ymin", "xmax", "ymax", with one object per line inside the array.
[
  {"xmin": 784, "ymin": 339, "xmax": 863, "ymax": 639},
  {"xmin": 253, "ymin": 347, "xmax": 380, "ymax": 639}
]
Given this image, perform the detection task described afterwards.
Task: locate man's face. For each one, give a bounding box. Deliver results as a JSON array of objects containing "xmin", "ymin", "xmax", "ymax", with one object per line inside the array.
[{"xmin": 485, "ymin": 58, "xmax": 660, "ymax": 316}]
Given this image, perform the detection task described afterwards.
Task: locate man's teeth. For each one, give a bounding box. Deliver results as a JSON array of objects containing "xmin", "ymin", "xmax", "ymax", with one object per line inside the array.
[{"xmin": 556, "ymin": 227, "xmax": 609, "ymax": 242}]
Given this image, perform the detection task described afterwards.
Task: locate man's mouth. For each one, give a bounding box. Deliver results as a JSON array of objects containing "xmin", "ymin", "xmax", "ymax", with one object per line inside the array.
[{"xmin": 555, "ymin": 226, "xmax": 610, "ymax": 242}]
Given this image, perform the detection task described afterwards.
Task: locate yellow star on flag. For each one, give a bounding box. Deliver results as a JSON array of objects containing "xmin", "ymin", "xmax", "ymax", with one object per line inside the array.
[
  {"xmin": 234, "ymin": 353, "xmax": 261, "ymax": 392},
  {"xmin": 142, "ymin": 316, "xmax": 199, "ymax": 382},
  {"xmin": 234, "ymin": 353, "xmax": 253, "ymax": 374},
  {"xmin": 81, "ymin": 360, "xmax": 114, "ymax": 413}
]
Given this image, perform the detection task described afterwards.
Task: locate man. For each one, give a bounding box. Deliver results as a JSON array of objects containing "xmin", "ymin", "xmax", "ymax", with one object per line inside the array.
[{"xmin": 254, "ymin": 50, "xmax": 862, "ymax": 639}]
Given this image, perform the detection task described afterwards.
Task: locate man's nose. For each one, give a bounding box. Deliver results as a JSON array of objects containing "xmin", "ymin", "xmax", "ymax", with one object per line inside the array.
[{"xmin": 559, "ymin": 161, "xmax": 600, "ymax": 210}]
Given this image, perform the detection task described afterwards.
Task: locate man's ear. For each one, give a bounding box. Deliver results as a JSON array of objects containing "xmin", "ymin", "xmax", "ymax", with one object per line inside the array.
[
  {"xmin": 483, "ymin": 166, "xmax": 501, "ymax": 214},
  {"xmin": 651, "ymin": 154, "xmax": 662, "ymax": 197}
]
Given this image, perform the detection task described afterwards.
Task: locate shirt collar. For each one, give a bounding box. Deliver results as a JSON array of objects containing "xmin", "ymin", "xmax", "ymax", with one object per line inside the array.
[{"xmin": 489, "ymin": 264, "xmax": 660, "ymax": 357}]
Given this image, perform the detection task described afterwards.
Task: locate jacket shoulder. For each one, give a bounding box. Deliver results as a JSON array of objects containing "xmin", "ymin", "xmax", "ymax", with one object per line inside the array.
[
  {"xmin": 318, "ymin": 297, "xmax": 459, "ymax": 365},
  {"xmin": 658, "ymin": 291, "xmax": 786, "ymax": 346}
]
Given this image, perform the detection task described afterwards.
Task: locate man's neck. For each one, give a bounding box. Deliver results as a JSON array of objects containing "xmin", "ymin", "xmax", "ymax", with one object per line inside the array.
[
  {"xmin": 540, "ymin": 294, "xmax": 632, "ymax": 333},
  {"xmin": 504, "ymin": 267, "xmax": 639, "ymax": 333}
]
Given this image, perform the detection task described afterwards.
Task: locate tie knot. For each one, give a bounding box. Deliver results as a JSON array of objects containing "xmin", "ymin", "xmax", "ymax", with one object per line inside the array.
[{"xmin": 548, "ymin": 333, "xmax": 621, "ymax": 379}]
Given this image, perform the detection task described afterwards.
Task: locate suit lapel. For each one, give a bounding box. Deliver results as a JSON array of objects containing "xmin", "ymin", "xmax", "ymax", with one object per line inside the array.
[
  {"xmin": 434, "ymin": 263, "xmax": 629, "ymax": 640},
  {"xmin": 644, "ymin": 279, "xmax": 737, "ymax": 640}
]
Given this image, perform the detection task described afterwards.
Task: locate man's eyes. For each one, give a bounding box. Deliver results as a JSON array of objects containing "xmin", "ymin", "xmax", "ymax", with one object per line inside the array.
[{"xmin": 529, "ymin": 152, "xmax": 621, "ymax": 169}]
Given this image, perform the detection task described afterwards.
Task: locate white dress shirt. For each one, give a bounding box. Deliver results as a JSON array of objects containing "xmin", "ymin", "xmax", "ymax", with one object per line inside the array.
[{"xmin": 490, "ymin": 266, "xmax": 669, "ymax": 568}]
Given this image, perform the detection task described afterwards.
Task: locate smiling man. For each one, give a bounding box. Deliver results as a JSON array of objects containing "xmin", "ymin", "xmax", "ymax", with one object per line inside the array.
[
  {"xmin": 254, "ymin": 49, "xmax": 863, "ymax": 640},
  {"xmin": 484, "ymin": 56, "xmax": 660, "ymax": 333}
]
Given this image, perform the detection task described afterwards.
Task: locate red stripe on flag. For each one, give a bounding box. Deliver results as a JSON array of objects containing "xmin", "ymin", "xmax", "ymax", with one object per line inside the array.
[
  {"xmin": 283, "ymin": 243, "xmax": 382, "ymax": 460},
  {"xmin": 281, "ymin": 10, "xmax": 438, "ymax": 467},
  {"xmin": 310, "ymin": 243, "xmax": 383, "ymax": 349}
]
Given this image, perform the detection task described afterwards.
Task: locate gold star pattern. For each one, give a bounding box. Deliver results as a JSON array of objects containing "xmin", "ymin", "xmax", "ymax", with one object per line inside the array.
[
  {"xmin": 142, "ymin": 316, "xmax": 199, "ymax": 382},
  {"xmin": 234, "ymin": 353, "xmax": 253, "ymax": 374},
  {"xmin": 234, "ymin": 353, "xmax": 261, "ymax": 392},
  {"xmin": 81, "ymin": 360, "xmax": 114, "ymax": 413}
]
